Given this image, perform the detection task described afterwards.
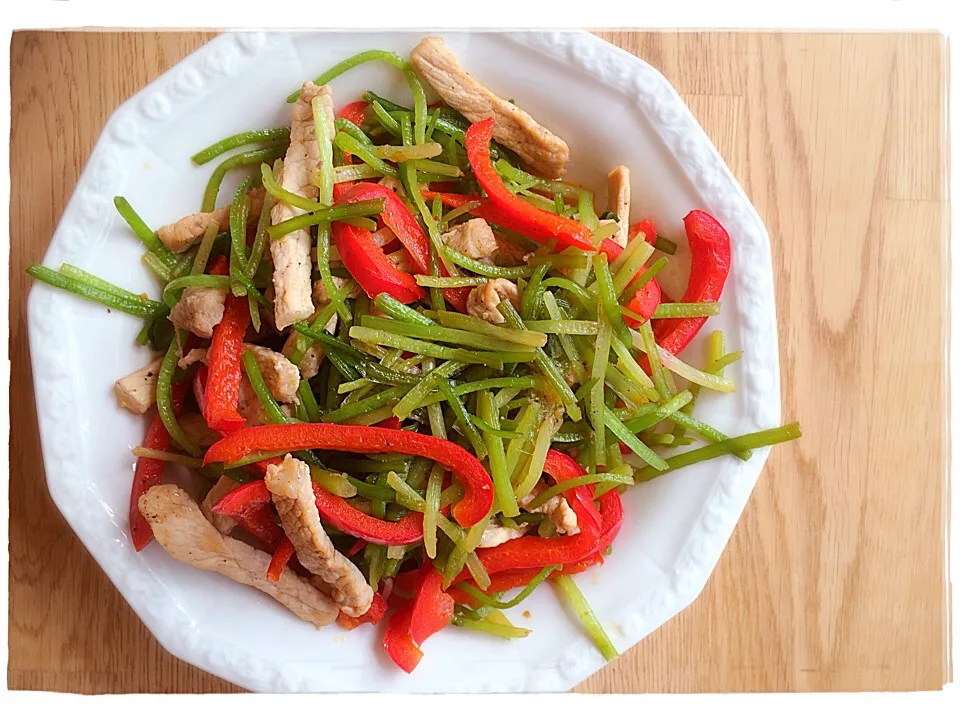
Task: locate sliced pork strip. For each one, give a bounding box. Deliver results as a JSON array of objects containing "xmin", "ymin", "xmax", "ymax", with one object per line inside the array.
[
  {"xmin": 466, "ymin": 278, "xmax": 520, "ymax": 324},
  {"xmin": 271, "ymin": 82, "xmax": 335, "ymax": 329},
  {"xmin": 138, "ymin": 484, "xmax": 338, "ymax": 629},
  {"xmin": 169, "ymin": 286, "xmax": 227, "ymax": 339},
  {"xmin": 157, "ymin": 187, "xmax": 265, "ymax": 253},
  {"xmin": 200, "ymin": 475, "xmax": 240, "ymax": 535},
  {"xmin": 520, "ymin": 484, "xmax": 579, "ymax": 536},
  {"xmin": 265, "ymin": 455, "xmax": 374, "ymax": 617},
  {"xmin": 114, "ymin": 357, "xmax": 163, "ymax": 414},
  {"xmin": 607, "ymin": 165, "xmax": 631, "ymax": 248},
  {"xmin": 243, "ymin": 344, "xmax": 300, "ymax": 404},
  {"xmin": 410, "ymin": 37, "xmax": 570, "ymax": 178}
]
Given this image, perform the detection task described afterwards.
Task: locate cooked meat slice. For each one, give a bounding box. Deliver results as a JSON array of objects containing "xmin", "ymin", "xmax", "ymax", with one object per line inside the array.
[
  {"xmin": 138, "ymin": 485, "xmax": 338, "ymax": 628},
  {"xmin": 270, "ymin": 82, "xmax": 333, "ymax": 329},
  {"xmin": 114, "ymin": 357, "xmax": 163, "ymax": 414},
  {"xmin": 200, "ymin": 475, "xmax": 240, "ymax": 535},
  {"xmin": 521, "ymin": 484, "xmax": 579, "ymax": 536},
  {"xmin": 280, "ymin": 310, "xmax": 338, "ymax": 381},
  {"xmin": 467, "ymin": 278, "xmax": 520, "ymax": 324},
  {"xmin": 478, "ymin": 519, "xmax": 529, "ymax": 548},
  {"xmin": 156, "ymin": 187, "xmax": 266, "ymax": 253},
  {"xmin": 169, "ymin": 286, "xmax": 227, "ymax": 339},
  {"xmin": 607, "ymin": 165, "xmax": 631, "ymax": 248},
  {"xmin": 243, "ymin": 344, "xmax": 300, "ymax": 403},
  {"xmin": 371, "ymin": 226, "xmax": 397, "ymax": 247},
  {"xmin": 410, "ymin": 37, "xmax": 569, "ymax": 178},
  {"xmin": 178, "ymin": 348, "xmax": 208, "ymax": 369},
  {"xmin": 442, "ymin": 218, "xmax": 498, "ymax": 262},
  {"xmin": 177, "ymin": 412, "xmax": 220, "ymax": 449},
  {"xmin": 265, "ymin": 455, "xmax": 374, "ymax": 617},
  {"xmin": 491, "ymin": 233, "xmax": 527, "ymax": 266},
  {"xmin": 237, "ymin": 375, "xmax": 296, "ymax": 427},
  {"xmin": 313, "ymin": 276, "xmax": 361, "ymax": 305}
]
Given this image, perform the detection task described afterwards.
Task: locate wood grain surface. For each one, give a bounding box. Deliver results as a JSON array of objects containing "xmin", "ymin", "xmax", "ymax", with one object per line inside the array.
[{"xmin": 8, "ymin": 30, "xmax": 949, "ymax": 694}]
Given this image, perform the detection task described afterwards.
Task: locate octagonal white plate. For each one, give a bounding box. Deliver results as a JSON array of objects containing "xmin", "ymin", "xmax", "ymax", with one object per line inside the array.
[{"xmin": 27, "ymin": 30, "xmax": 780, "ymax": 693}]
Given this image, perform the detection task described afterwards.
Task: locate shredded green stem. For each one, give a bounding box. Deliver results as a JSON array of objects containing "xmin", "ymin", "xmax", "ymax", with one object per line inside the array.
[
  {"xmin": 621, "ymin": 256, "xmax": 669, "ymax": 301},
  {"xmin": 320, "ymin": 385, "xmax": 408, "ymax": 423},
  {"xmin": 374, "ymin": 142, "xmax": 442, "ymax": 161},
  {"xmin": 334, "ymin": 132, "xmax": 398, "ymax": 178},
  {"xmin": 651, "ymin": 302, "xmax": 721, "ymax": 319},
  {"xmin": 415, "ymin": 275, "xmax": 487, "ymax": 288},
  {"xmin": 436, "ymin": 378, "xmax": 487, "ymax": 460},
  {"xmin": 202, "ymin": 145, "xmax": 285, "ymax": 213},
  {"xmin": 361, "ymin": 315, "xmax": 536, "ymax": 352},
  {"xmin": 266, "ymin": 198, "xmax": 386, "ymax": 239},
  {"xmin": 478, "ymin": 390, "xmax": 519, "ymax": 517},
  {"xmin": 433, "ymin": 310, "xmax": 547, "ymax": 347},
  {"xmin": 442, "ymin": 247, "xmax": 536, "ymax": 279},
  {"xmin": 634, "ymin": 422, "xmax": 803, "ymax": 482},
  {"xmin": 350, "ymin": 326, "xmax": 529, "ymax": 369},
  {"xmin": 603, "ymin": 405, "xmax": 668, "ymax": 471},
  {"xmin": 160, "ymin": 275, "xmax": 231, "ymax": 309},
  {"xmin": 192, "ymin": 127, "xmax": 290, "ymax": 165},
  {"xmin": 27, "ymin": 265, "xmax": 160, "ymax": 318},
  {"xmin": 385, "ymin": 471, "xmax": 426, "ymax": 512},
  {"xmin": 132, "ymin": 447, "xmax": 204, "ymax": 467},
  {"xmin": 455, "ymin": 564, "xmax": 561, "ymax": 610},
  {"xmin": 552, "ymin": 575, "xmax": 618, "ymax": 661},
  {"xmin": 423, "ymin": 462, "xmax": 444, "ymax": 559},
  {"xmin": 524, "ymin": 319, "xmax": 598, "ymax": 336},
  {"xmin": 514, "ymin": 408, "xmax": 562, "ymax": 498},
  {"xmin": 58, "ymin": 265, "xmax": 163, "ymax": 314},
  {"xmin": 113, "ymin": 197, "xmax": 178, "ymax": 267},
  {"xmin": 157, "ymin": 335, "xmax": 202, "ymax": 456},
  {"xmin": 452, "ymin": 614, "xmax": 532, "ymax": 639},
  {"xmin": 392, "ymin": 359, "xmax": 464, "ymax": 420},
  {"xmin": 654, "ymin": 235, "xmax": 678, "ymax": 254},
  {"xmin": 528, "ymin": 473, "xmax": 632, "ymax": 511},
  {"xmin": 287, "ymin": 50, "xmax": 406, "ymax": 103},
  {"xmin": 504, "ymin": 401, "xmax": 542, "ymax": 477},
  {"xmin": 142, "ymin": 253, "xmax": 172, "ymax": 282}
]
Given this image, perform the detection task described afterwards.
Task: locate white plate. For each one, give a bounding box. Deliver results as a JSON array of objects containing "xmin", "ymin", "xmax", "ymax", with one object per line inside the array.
[{"xmin": 27, "ymin": 30, "xmax": 781, "ymax": 693}]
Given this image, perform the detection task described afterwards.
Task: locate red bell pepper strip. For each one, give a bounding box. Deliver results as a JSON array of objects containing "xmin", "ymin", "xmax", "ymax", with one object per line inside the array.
[
  {"xmin": 464, "ymin": 117, "xmax": 594, "ymax": 251},
  {"xmin": 203, "ymin": 292, "xmax": 250, "ymax": 432},
  {"xmin": 337, "ymin": 591, "xmax": 388, "ymax": 630},
  {"xmin": 211, "ymin": 480, "xmax": 272, "ymax": 516},
  {"xmin": 375, "ymin": 416, "xmax": 402, "ymax": 430},
  {"xmin": 335, "ymin": 183, "xmax": 467, "ymax": 310},
  {"xmin": 212, "ymin": 475, "xmax": 426, "ymax": 545},
  {"xmin": 346, "ymin": 538, "xmax": 368, "ymax": 556},
  {"xmin": 597, "ymin": 486, "xmax": 624, "ymax": 551},
  {"xmin": 130, "ymin": 380, "xmax": 190, "ymax": 552},
  {"xmin": 383, "ymin": 600, "xmax": 424, "ymax": 673},
  {"xmin": 542, "ymin": 449, "xmax": 603, "ymax": 532},
  {"xmin": 313, "ymin": 485, "xmax": 425, "ymax": 544},
  {"xmin": 332, "ymin": 221, "xmax": 425, "ymax": 304},
  {"xmin": 266, "ymin": 536, "xmax": 296, "ymax": 583},
  {"xmin": 337, "ymin": 183, "xmax": 432, "ymax": 273},
  {"xmin": 459, "ymin": 450, "xmax": 603, "ymax": 579},
  {"xmin": 207, "ymin": 254, "xmax": 230, "ymax": 277},
  {"xmin": 409, "ymin": 564, "xmax": 455, "ymax": 645},
  {"xmin": 193, "ymin": 366, "xmax": 275, "ymax": 477},
  {"xmin": 337, "ymin": 101, "xmax": 368, "ymax": 127},
  {"xmin": 652, "ymin": 209, "xmax": 731, "ymax": 355},
  {"xmin": 203, "ymin": 423, "xmax": 494, "ymax": 527},
  {"xmin": 335, "ymin": 101, "xmax": 368, "ymax": 168},
  {"xmin": 624, "ymin": 278, "xmax": 661, "ymax": 326}
]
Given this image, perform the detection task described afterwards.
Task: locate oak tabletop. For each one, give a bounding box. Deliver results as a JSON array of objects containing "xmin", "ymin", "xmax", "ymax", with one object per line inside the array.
[{"xmin": 8, "ymin": 30, "xmax": 949, "ymax": 693}]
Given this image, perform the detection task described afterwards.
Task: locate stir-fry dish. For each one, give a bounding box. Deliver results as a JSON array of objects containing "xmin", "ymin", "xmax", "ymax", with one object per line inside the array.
[{"xmin": 28, "ymin": 38, "xmax": 801, "ymax": 672}]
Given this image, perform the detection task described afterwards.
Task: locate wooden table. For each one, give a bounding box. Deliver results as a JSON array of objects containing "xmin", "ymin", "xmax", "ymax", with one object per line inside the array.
[{"xmin": 8, "ymin": 30, "xmax": 948, "ymax": 694}]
